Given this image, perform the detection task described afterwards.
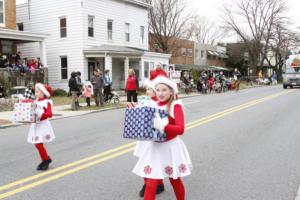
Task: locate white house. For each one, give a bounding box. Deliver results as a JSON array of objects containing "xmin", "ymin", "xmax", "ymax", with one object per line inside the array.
[{"xmin": 16, "ymin": 0, "xmax": 170, "ymax": 91}]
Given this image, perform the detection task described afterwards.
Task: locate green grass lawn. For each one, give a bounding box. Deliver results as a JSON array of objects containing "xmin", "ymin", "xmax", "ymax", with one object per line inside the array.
[
  {"xmin": 52, "ymin": 96, "xmax": 86, "ymax": 106},
  {"xmin": 0, "ymin": 119, "xmax": 12, "ymax": 125}
]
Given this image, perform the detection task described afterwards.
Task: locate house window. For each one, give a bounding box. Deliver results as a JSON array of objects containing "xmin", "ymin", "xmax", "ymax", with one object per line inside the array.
[
  {"xmin": 60, "ymin": 56, "xmax": 68, "ymax": 79},
  {"xmin": 107, "ymin": 20, "xmax": 113, "ymax": 41},
  {"xmin": 60, "ymin": 17, "xmax": 67, "ymax": 38},
  {"xmin": 144, "ymin": 61, "xmax": 149, "ymax": 78},
  {"xmin": 140, "ymin": 26, "xmax": 145, "ymax": 43},
  {"xmin": 1, "ymin": 40, "xmax": 12, "ymax": 54},
  {"xmin": 125, "ymin": 23, "xmax": 130, "ymax": 42},
  {"xmin": 181, "ymin": 48, "xmax": 186, "ymax": 56},
  {"xmin": 201, "ymin": 50, "xmax": 204, "ymax": 58},
  {"xmin": 187, "ymin": 48, "xmax": 193, "ymax": 57},
  {"xmin": 88, "ymin": 15, "xmax": 94, "ymax": 37},
  {"xmin": 17, "ymin": 23, "xmax": 24, "ymax": 31},
  {"xmin": 0, "ymin": 0, "xmax": 4, "ymax": 25}
]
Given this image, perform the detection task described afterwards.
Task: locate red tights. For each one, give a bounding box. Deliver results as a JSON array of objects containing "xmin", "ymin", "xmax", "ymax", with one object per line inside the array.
[
  {"xmin": 34, "ymin": 143, "xmax": 49, "ymax": 161},
  {"xmin": 144, "ymin": 178, "xmax": 185, "ymax": 200}
]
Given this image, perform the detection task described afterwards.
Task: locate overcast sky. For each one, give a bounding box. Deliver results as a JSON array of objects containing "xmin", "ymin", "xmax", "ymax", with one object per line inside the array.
[{"xmin": 187, "ymin": 0, "xmax": 300, "ymax": 30}]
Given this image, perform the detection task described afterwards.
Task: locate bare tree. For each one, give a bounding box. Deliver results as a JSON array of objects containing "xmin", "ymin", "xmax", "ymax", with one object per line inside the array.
[
  {"xmin": 264, "ymin": 22, "xmax": 300, "ymax": 79},
  {"xmin": 186, "ymin": 15, "xmax": 227, "ymax": 45},
  {"xmin": 146, "ymin": 0, "xmax": 192, "ymax": 53},
  {"xmin": 222, "ymin": 0, "xmax": 288, "ymax": 72}
]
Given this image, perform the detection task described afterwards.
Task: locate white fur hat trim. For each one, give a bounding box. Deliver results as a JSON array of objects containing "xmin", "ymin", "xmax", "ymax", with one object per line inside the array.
[
  {"xmin": 153, "ymin": 76, "xmax": 178, "ymax": 94},
  {"xmin": 35, "ymin": 83, "xmax": 50, "ymax": 98}
]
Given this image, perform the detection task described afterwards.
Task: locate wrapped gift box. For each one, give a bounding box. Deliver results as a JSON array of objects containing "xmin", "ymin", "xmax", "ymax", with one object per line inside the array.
[
  {"xmin": 123, "ymin": 106, "xmax": 168, "ymax": 142},
  {"xmin": 13, "ymin": 102, "xmax": 36, "ymax": 123}
]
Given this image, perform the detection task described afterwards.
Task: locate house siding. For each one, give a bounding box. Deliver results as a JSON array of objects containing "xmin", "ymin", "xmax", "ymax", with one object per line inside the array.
[{"xmin": 17, "ymin": 0, "xmax": 150, "ymax": 91}]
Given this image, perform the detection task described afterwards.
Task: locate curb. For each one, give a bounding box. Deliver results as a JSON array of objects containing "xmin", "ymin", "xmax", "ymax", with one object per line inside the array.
[{"xmin": 1, "ymin": 86, "xmax": 270, "ymax": 129}]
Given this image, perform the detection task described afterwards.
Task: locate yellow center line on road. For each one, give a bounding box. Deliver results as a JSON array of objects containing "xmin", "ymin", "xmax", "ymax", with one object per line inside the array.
[
  {"xmin": 0, "ymin": 147, "xmax": 135, "ymax": 199},
  {"xmin": 0, "ymin": 89, "xmax": 295, "ymax": 199},
  {"xmin": 0, "ymin": 142, "xmax": 137, "ymax": 192},
  {"xmin": 185, "ymin": 90, "xmax": 293, "ymax": 127},
  {"xmin": 186, "ymin": 90, "xmax": 294, "ymax": 130}
]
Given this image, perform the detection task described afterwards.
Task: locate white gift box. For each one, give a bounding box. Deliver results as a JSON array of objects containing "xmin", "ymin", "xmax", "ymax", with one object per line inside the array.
[{"xmin": 13, "ymin": 102, "xmax": 37, "ymax": 123}]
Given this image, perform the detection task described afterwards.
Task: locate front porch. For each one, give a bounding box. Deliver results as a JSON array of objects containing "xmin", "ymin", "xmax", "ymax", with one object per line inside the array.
[{"xmin": 84, "ymin": 45, "xmax": 171, "ymax": 90}]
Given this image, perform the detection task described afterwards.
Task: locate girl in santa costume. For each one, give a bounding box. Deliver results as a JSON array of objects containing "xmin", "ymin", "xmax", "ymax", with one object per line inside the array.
[
  {"xmin": 27, "ymin": 83, "xmax": 55, "ymax": 171},
  {"xmin": 132, "ymin": 76, "xmax": 192, "ymax": 200},
  {"xmin": 133, "ymin": 79, "xmax": 165, "ymax": 197}
]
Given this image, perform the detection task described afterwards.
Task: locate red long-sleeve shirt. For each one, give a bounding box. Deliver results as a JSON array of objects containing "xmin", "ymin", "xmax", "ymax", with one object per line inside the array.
[{"xmin": 126, "ymin": 76, "xmax": 137, "ymax": 91}]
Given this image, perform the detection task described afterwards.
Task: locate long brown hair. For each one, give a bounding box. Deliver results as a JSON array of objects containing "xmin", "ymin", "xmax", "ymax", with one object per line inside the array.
[{"xmin": 165, "ymin": 85, "xmax": 175, "ymax": 113}]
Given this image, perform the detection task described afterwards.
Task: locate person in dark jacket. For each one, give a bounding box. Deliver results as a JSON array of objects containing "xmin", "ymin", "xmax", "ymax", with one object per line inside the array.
[
  {"xmin": 68, "ymin": 71, "xmax": 79, "ymax": 110},
  {"xmin": 91, "ymin": 69, "xmax": 104, "ymax": 107}
]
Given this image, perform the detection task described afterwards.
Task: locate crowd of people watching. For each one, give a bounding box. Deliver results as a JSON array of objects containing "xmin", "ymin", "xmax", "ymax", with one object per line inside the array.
[{"xmin": 0, "ymin": 52, "xmax": 45, "ymax": 75}]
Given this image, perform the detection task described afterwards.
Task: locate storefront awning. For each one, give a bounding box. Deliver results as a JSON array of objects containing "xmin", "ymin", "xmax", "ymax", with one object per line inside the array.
[
  {"xmin": 208, "ymin": 66, "xmax": 232, "ymax": 71},
  {"xmin": 175, "ymin": 64, "xmax": 207, "ymax": 71}
]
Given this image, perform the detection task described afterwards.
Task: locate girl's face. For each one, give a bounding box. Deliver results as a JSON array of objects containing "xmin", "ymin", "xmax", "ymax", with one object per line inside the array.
[
  {"xmin": 35, "ymin": 88, "xmax": 44, "ymax": 99},
  {"xmin": 146, "ymin": 88, "xmax": 156, "ymax": 98},
  {"xmin": 155, "ymin": 83, "xmax": 173, "ymax": 102}
]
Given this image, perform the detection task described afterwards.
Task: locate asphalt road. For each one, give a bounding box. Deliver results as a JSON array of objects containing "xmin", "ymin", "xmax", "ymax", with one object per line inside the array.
[{"xmin": 0, "ymin": 85, "xmax": 299, "ymax": 200}]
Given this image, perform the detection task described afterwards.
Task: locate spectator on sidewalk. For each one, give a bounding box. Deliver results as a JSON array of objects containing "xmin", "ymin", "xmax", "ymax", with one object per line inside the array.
[
  {"xmin": 68, "ymin": 72, "xmax": 80, "ymax": 111},
  {"xmin": 75, "ymin": 71, "xmax": 83, "ymax": 108},
  {"xmin": 82, "ymin": 84, "xmax": 92, "ymax": 107},
  {"xmin": 103, "ymin": 69, "xmax": 113, "ymax": 102},
  {"xmin": 125, "ymin": 68, "xmax": 138, "ymax": 103},
  {"xmin": 91, "ymin": 69, "xmax": 104, "ymax": 107}
]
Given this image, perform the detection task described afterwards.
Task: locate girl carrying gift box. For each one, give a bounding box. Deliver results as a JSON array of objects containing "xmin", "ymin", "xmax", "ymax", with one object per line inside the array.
[
  {"xmin": 27, "ymin": 83, "xmax": 55, "ymax": 171},
  {"xmin": 132, "ymin": 76, "xmax": 192, "ymax": 200}
]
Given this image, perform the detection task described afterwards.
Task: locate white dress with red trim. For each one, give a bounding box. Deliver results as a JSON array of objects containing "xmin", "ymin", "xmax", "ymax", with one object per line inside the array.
[
  {"xmin": 27, "ymin": 99, "xmax": 55, "ymax": 144},
  {"xmin": 132, "ymin": 100, "xmax": 192, "ymax": 179}
]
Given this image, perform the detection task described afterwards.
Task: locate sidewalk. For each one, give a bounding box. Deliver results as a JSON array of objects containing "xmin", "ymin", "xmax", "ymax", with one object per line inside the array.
[{"xmin": 0, "ymin": 92, "xmax": 201, "ymax": 128}]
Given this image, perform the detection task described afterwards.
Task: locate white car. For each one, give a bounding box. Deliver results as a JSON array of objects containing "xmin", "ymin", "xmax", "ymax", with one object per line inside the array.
[{"xmin": 10, "ymin": 86, "xmax": 27, "ymax": 100}]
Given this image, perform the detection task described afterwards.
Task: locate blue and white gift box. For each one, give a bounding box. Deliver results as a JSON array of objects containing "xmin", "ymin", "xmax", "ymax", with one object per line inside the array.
[{"xmin": 123, "ymin": 106, "xmax": 168, "ymax": 142}]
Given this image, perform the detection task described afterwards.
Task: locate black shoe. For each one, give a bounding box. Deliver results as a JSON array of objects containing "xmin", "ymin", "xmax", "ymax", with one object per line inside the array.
[
  {"xmin": 156, "ymin": 183, "xmax": 164, "ymax": 195},
  {"xmin": 139, "ymin": 184, "xmax": 146, "ymax": 197},
  {"xmin": 139, "ymin": 183, "xmax": 164, "ymax": 197},
  {"xmin": 36, "ymin": 161, "xmax": 44, "ymax": 170},
  {"xmin": 37, "ymin": 157, "xmax": 52, "ymax": 171}
]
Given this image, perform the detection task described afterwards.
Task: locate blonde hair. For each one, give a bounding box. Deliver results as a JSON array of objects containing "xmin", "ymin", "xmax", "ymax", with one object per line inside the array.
[{"xmin": 128, "ymin": 68, "xmax": 135, "ymax": 76}]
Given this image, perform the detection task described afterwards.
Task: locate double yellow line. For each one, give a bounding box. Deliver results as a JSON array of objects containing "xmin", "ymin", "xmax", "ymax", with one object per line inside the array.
[{"xmin": 0, "ymin": 90, "xmax": 294, "ymax": 199}]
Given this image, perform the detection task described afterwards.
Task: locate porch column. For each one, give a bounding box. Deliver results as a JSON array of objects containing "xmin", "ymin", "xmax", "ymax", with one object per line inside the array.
[
  {"xmin": 124, "ymin": 57, "xmax": 129, "ymax": 81},
  {"xmin": 39, "ymin": 41, "xmax": 47, "ymax": 67},
  {"xmin": 105, "ymin": 54, "xmax": 112, "ymax": 78},
  {"xmin": 140, "ymin": 58, "xmax": 145, "ymax": 81}
]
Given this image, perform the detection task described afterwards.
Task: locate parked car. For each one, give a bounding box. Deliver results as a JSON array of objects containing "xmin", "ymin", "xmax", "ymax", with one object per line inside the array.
[{"xmin": 10, "ymin": 86, "xmax": 27, "ymax": 100}]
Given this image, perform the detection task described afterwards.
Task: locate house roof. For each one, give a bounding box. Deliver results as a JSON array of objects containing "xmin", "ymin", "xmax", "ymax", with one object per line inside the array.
[
  {"xmin": 83, "ymin": 45, "xmax": 145, "ymax": 57},
  {"xmin": 122, "ymin": 0, "xmax": 152, "ymax": 9},
  {"xmin": 0, "ymin": 28, "xmax": 48, "ymax": 42}
]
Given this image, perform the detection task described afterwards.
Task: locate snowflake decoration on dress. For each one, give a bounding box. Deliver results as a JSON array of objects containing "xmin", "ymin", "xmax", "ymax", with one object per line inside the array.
[
  {"xmin": 165, "ymin": 166, "xmax": 173, "ymax": 176},
  {"xmin": 178, "ymin": 164, "xmax": 187, "ymax": 173},
  {"xmin": 34, "ymin": 136, "xmax": 39, "ymax": 142},
  {"xmin": 144, "ymin": 165, "xmax": 152, "ymax": 175},
  {"xmin": 45, "ymin": 134, "xmax": 51, "ymax": 140}
]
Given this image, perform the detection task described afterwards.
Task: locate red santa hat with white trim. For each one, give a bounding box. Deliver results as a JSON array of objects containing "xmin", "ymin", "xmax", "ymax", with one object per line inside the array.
[
  {"xmin": 153, "ymin": 75, "xmax": 179, "ymax": 97},
  {"xmin": 35, "ymin": 83, "xmax": 52, "ymax": 98}
]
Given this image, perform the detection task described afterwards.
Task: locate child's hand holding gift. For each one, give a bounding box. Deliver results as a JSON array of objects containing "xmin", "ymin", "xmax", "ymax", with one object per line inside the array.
[{"xmin": 153, "ymin": 113, "xmax": 168, "ymax": 133}]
